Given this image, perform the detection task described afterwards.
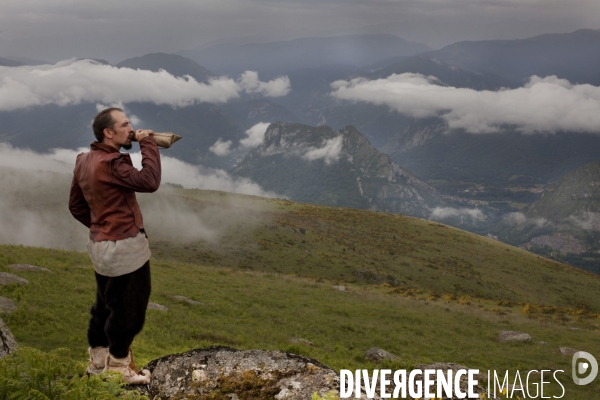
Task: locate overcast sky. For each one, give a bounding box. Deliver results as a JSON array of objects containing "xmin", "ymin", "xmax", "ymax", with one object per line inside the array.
[{"xmin": 1, "ymin": 0, "xmax": 599, "ymax": 64}]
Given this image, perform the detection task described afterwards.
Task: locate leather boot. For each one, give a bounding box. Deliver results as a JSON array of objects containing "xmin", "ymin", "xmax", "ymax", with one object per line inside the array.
[
  {"xmin": 86, "ymin": 347, "xmax": 109, "ymax": 375},
  {"xmin": 103, "ymin": 349, "xmax": 151, "ymax": 384}
]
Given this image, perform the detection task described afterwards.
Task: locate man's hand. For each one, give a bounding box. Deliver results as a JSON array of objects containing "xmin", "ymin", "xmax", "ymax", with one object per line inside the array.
[{"xmin": 135, "ymin": 129, "xmax": 155, "ymax": 142}]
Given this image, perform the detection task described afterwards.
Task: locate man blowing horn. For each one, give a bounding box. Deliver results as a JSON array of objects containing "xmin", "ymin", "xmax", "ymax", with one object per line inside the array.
[{"xmin": 69, "ymin": 107, "xmax": 160, "ymax": 384}]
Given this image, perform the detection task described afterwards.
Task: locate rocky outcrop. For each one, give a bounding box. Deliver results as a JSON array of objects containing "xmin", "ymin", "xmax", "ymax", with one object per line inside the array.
[
  {"xmin": 9, "ymin": 264, "xmax": 51, "ymax": 273},
  {"xmin": 0, "ymin": 296, "xmax": 17, "ymax": 314},
  {"xmin": 364, "ymin": 347, "xmax": 400, "ymax": 363},
  {"xmin": 135, "ymin": 346, "xmax": 339, "ymax": 399},
  {"xmin": 173, "ymin": 295, "xmax": 205, "ymax": 306},
  {"xmin": 559, "ymin": 347, "xmax": 577, "ymax": 356},
  {"xmin": 147, "ymin": 302, "xmax": 168, "ymax": 312},
  {"xmin": 0, "ymin": 272, "xmax": 29, "ymax": 286},
  {"xmin": 498, "ymin": 331, "xmax": 532, "ymax": 343},
  {"xmin": 0, "ymin": 317, "xmax": 18, "ymax": 359}
]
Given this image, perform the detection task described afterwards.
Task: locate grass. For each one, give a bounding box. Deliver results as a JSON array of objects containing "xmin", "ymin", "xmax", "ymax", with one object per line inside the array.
[
  {"xmin": 1, "ymin": 242, "xmax": 600, "ymax": 398},
  {"xmin": 2, "ymin": 182, "xmax": 600, "ymax": 398}
]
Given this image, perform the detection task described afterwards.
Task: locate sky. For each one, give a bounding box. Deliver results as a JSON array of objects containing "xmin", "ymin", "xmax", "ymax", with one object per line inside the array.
[{"xmin": 0, "ymin": 0, "xmax": 599, "ymax": 63}]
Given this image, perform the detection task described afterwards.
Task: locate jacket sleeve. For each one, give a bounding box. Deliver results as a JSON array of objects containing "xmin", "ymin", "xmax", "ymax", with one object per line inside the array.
[
  {"xmin": 69, "ymin": 176, "xmax": 92, "ymax": 228},
  {"xmin": 110, "ymin": 136, "xmax": 162, "ymax": 192}
]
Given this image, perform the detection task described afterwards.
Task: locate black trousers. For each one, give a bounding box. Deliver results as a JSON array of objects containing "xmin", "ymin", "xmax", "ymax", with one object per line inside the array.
[{"xmin": 87, "ymin": 261, "xmax": 151, "ymax": 358}]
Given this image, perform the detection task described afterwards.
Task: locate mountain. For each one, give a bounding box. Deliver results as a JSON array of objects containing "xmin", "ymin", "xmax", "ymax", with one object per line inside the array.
[
  {"xmin": 421, "ymin": 29, "xmax": 600, "ymax": 85},
  {"xmin": 368, "ymin": 54, "xmax": 518, "ymax": 90},
  {"xmin": 116, "ymin": 53, "xmax": 214, "ymax": 83},
  {"xmin": 0, "ymin": 57, "xmax": 23, "ymax": 67},
  {"xmin": 231, "ymin": 122, "xmax": 443, "ymax": 218},
  {"xmin": 220, "ymin": 99, "xmax": 299, "ymax": 127},
  {"xmin": 526, "ymin": 161, "xmax": 600, "ymax": 220},
  {"xmin": 2, "ymin": 56, "xmax": 47, "ymax": 66},
  {"xmin": 390, "ymin": 130, "xmax": 600, "ymax": 187},
  {"xmin": 178, "ymin": 34, "xmax": 431, "ymax": 76},
  {"xmin": 492, "ymin": 161, "xmax": 600, "ymax": 272}
]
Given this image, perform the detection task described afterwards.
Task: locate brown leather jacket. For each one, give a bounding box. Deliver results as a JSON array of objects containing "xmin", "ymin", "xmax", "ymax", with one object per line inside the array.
[{"xmin": 69, "ymin": 137, "xmax": 161, "ymax": 242}]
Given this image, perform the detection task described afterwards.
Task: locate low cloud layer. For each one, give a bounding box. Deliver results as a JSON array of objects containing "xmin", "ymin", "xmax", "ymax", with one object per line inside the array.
[
  {"xmin": 302, "ymin": 136, "xmax": 344, "ymax": 165},
  {"xmin": 331, "ymin": 74, "xmax": 600, "ymax": 134},
  {"xmin": 503, "ymin": 212, "xmax": 548, "ymax": 227},
  {"xmin": 569, "ymin": 212, "xmax": 600, "ymax": 231},
  {"xmin": 0, "ymin": 143, "xmax": 278, "ymax": 197},
  {"xmin": 0, "ymin": 143, "xmax": 280, "ymax": 250},
  {"xmin": 241, "ymin": 122, "xmax": 270, "ymax": 148},
  {"xmin": 0, "ymin": 59, "xmax": 291, "ymax": 111},
  {"xmin": 430, "ymin": 207, "xmax": 484, "ymax": 221}
]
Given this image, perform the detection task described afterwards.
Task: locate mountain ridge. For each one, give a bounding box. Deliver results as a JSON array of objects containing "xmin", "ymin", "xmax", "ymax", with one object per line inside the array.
[{"xmin": 232, "ymin": 122, "xmax": 443, "ymax": 218}]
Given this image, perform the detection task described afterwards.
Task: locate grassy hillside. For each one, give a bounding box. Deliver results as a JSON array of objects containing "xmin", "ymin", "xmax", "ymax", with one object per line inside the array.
[
  {"xmin": 2, "ymin": 180, "xmax": 600, "ymax": 398},
  {"xmin": 1, "ymin": 243, "xmax": 599, "ymax": 398}
]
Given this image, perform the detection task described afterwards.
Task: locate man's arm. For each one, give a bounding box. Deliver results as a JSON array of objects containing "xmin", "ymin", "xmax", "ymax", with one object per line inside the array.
[
  {"xmin": 111, "ymin": 135, "xmax": 162, "ymax": 192},
  {"xmin": 69, "ymin": 176, "xmax": 92, "ymax": 228}
]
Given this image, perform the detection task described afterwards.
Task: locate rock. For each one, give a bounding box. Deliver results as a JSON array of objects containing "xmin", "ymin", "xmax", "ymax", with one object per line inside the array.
[
  {"xmin": 498, "ymin": 331, "xmax": 532, "ymax": 343},
  {"xmin": 414, "ymin": 363, "xmax": 497, "ymax": 400},
  {"xmin": 560, "ymin": 347, "xmax": 577, "ymax": 356},
  {"xmin": 173, "ymin": 295, "xmax": 205, "ymax": 306},
  {"xmin": 0, "ymin": 297, "xmax": 17, "ymax": 314},
  {"xmin": 134, "ymin": 346, "xmax": 340, "ymax": 400},
  {"xmin": 365, "ymin": 347, "xmax": 400, "ymax": 363},
  {"xmin": 537, "ymin": 341, "xmax": 548, "ymax": 346},
  {"xmin": 0, "ymin": 317, "xmax": 18, "ymax": 359},
  {"xmin": 0, "ymin": 272, "xmax": 29, "ymax": 286},
  {"xmin": 9, "ymin": 264, "xmax": 51, "ymax": 273},
  {"xmin": 147, "ymin": 302, "xmax": 168, "ymax": 312},
  {"xmin": 332, "ymin": 285, "xmax": 346, "ymax": 292},
  {"xmin": 290, "ymin": 338, "xmax": 314, "ymax": 346}
]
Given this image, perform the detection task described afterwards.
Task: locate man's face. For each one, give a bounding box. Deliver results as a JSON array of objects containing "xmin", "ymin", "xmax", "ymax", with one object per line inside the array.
[{"xmin": 106, "ymin": 111, "xmax": 134, "ymax": 150}]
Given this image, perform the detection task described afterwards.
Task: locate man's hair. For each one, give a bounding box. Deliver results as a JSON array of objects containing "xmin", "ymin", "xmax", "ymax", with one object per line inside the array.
[{"xmin": 92, "ymin": 107, "xmax": 123, "ymax": 142}]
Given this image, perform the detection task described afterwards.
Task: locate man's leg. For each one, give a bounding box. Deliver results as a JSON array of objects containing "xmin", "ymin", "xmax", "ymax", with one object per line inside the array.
[
  {"xmin": 102, "ymin": 261, "xmax": 152, "ymax": 384},
  {"xmin": 88, "ymin": 273, "xmax": 111, "ymax": 348},
  {"xmin": 103, "ymin": 260, "xmax": 151, "ymax": 357},
  {"xmin": 86, "ymin": 273, "xmax": 110, "ymax": 374}
]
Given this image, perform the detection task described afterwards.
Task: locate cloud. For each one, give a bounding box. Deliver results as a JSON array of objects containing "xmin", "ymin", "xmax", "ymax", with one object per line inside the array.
[
  {"xmin": 503, "ymin": 212, "xmax": 547, "ymax": 227},
  {"xmin": 0, "ymin": 142, "xmax": 279, "ymax": 197},
  {"xmin": 569, "ymin": 212, "xmax": 600, "ymax": 231},
  {"xmin": 240, "ymin": 122, "xmax": 270, "ymax": 148},
  {"xmin": 430, "ymin": 207, "xmax": 484, "ymax": 221},
  {"xmin": 238, "ymin": 71, "xmax": 291, "ymax": 97},
  {"xmin": 95, "ymin": 102, "xmax": 141, "ymax": 125},
  {"xmin": 209, "ymin": 138, "xmax": 233, "ymax": 156},
  {"xmin": 331, "ymin": 73, "xmax": 600, "ymax": 134},
  {"xmin": 302, "ymin": 135, "xmax": 343, "ymax": 165},
  {"xmin": 0, "ymin": 59, "xmax": 290, "ymax": 111},
  {"xmin": 0, "ymin": 143, "xmax": 281, "ymax": 250}
]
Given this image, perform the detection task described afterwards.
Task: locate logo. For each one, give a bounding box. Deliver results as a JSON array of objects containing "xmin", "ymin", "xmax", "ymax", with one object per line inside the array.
[{"xmin": 572, "ymin": 351, "xmax": 598, "ymax": 386}]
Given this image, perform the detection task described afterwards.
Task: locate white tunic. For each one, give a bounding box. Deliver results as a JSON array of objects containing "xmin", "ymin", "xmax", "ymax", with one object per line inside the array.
[{"xmin": 87, "ymin": 231, "xmax": 151, "ymax": 277}]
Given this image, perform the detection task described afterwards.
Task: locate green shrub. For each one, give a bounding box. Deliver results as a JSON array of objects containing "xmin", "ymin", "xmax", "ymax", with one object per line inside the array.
[{"xmin": 0, "ymin": 347, "xmax": 146, "ymax": 400}]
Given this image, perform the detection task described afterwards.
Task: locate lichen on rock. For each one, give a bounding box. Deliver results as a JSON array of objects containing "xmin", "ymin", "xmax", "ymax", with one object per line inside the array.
[{"xmin": 134, "ymin": 346, "xmax": 340, "ymax": 399}]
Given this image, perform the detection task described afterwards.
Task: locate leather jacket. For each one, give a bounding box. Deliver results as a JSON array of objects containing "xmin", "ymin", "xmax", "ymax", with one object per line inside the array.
[{"xmin": 69, "ymin": 137, "xmax": 161, "ymax": 242}]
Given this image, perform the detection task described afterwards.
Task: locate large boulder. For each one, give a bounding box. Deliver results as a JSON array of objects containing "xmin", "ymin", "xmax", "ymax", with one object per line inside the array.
[
  {"xmin": 135, "ymin": 346, "xmax": 339, "ymax": 399},
  {"xmin": 0, "ymin": 317, "xmax": 18, "ymax": 359}
]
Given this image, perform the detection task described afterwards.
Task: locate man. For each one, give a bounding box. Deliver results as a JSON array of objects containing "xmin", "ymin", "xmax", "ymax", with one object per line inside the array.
[{"xmin": 69, "ymin": 107, "xmax": 161, "ymax": 384}]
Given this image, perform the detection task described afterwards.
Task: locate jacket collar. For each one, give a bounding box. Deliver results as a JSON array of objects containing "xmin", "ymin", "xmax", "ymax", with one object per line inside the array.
[{"xmin": 91, "ymin": 141, "xmax": 120, "ymax": 153}]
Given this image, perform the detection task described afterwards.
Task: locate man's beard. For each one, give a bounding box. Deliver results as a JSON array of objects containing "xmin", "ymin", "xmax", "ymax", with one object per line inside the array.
[{"xmin": 122, "ymin": 143, "xmax": 133, "ymax": 150}]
